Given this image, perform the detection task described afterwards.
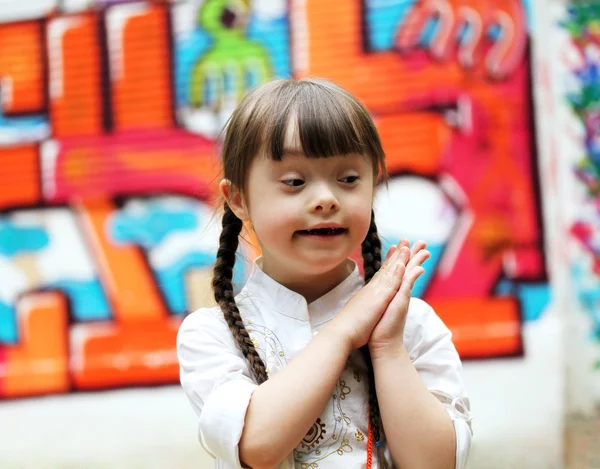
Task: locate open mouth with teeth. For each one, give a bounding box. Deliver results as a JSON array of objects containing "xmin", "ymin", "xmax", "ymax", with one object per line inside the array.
[{"xmin": 296, "ymin": 227, "xmax": 348, "ymax": 236}]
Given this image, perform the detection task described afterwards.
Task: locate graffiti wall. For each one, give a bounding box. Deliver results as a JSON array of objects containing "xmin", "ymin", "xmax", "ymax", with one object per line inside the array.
[
  {"xmin": 0, "ymin": 0, "xmax": 548, "ymax": 399},
  {"xmin": 539, "ymin": 0, "xmax": 600, "ymax": 412}
]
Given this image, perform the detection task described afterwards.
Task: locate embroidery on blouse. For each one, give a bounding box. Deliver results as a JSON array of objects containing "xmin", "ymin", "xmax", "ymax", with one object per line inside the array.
[
  {"xmin": 294, "ymin": 379, "xmax": 354, "ymax": 467},
  {"xmin": 245, "ymin": 320, "xmax": 287, "ymax": 371},
  {"xmin": 301, "ymin": 418, "xmax": 327, "ymax": 450},
  {"xmin": 339, "ymin": 380, "xmax": 351, "ymax": 400}
]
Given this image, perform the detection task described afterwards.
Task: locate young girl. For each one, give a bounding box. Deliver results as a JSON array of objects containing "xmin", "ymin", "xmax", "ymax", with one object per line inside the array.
[{"xmin": 177, "ymin": 78, "xmax": 472, "ymax": 469}]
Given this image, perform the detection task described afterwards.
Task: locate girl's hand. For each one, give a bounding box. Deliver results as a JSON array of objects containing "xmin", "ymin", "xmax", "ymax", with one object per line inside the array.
[
  {"xmin": 369, "ymin": 239, "xmax": 430, "ymax": 360},
  {"xmin": 330, "ymin": 246, "xmax": 407, "ymax": 350}
]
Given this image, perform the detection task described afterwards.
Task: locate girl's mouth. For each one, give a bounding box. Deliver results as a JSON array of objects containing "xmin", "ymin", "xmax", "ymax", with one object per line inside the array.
[{"xmin": 296, "ymin": 227, "xmax": 348, "ymax": 236}]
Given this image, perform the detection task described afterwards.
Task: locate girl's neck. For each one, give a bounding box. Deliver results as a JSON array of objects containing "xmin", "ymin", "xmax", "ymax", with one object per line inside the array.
[{"xmin": 258, "ymin": 257, "xmax": 355, "ymax": 304}]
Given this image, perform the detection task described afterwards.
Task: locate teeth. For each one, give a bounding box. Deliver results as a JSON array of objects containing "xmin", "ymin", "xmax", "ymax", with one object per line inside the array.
[{"xmin": 306, "ymin": 228, "xmax": 341, "ymax": 234}]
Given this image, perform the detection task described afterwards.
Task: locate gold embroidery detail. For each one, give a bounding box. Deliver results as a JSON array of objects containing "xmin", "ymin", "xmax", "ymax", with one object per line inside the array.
[
  {"xmin": 353, "ymin": 369, "xmax": 362, "ymax": 382},
  {"xmin": 295, "ymin": 379, "xmax": 353, "ymax": 466},
  {"xmin": 336, "ymin": 436, "xmax": 353, "ymax": 455},
  {"xmin": 339, "ymin": 380, "xmax": 351, "ymax": 400},
  {"xmin": 247, "ymin": 324, "xmax": 287, "ymax": 371},
  {"xmin": 355, "ymin": 429, "xmax": 365, "ymax": 441}
]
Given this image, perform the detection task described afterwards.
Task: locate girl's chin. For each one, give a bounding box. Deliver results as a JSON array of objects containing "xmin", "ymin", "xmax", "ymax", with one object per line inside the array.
[{"xmin": 294, "ymin": 254, "xmax": 352, "ymax": 272}]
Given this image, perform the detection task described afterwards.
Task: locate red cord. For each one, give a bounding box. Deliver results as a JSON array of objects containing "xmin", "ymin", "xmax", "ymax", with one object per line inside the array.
[{"xmin": 366, "ymin": 418, "xmax": 373, "ymax": 469}]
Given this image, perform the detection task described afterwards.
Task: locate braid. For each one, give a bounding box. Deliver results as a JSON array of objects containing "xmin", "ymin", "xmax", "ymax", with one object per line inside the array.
[
  {"xmin": 362, "ymin": 209, "xmax": 382, "ymax": 282},
  {"xmin": 213, "ymin": 203, "xmax": 269, "ymax": 384},
  {"xmin": 361, "ymin": 209, "xmax": 392, "ymax": 469}
]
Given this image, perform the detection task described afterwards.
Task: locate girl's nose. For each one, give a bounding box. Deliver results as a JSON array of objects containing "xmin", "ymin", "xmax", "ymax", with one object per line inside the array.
[{"xmin": 311, "ymin": 187, "xmax": 339, "ymax": 213}]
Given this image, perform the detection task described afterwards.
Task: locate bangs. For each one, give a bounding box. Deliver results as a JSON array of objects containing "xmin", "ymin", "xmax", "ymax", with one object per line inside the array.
[
  {"xmin": 265, "ymin": 82, "xmax": 384, "ymax": 164},
  {"xmin": 221, "ymin": 79, "xmax": 387, "ymax": 188}
]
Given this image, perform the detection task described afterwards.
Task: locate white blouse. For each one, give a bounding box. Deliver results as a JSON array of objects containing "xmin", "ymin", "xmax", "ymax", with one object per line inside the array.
[{"xmin": 177, "ymin": 260, "xmax": 472, "ymax": 469}]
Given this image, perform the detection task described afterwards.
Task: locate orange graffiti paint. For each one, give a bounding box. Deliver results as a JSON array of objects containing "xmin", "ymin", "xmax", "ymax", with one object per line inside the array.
[
  {"xmin": 48, "ymin": 13, "xmax": 104, "ymax": 137},
  {"xmin": 109, "ymin": 4, "xmax": 173, "ymax": 130},
  {"xmin": 70, "ymin": 199, "xmax": 179, "ymax": 389},
  {"xmin": 0, "ymin": 145, "xmax": 41, "ymax": 210},
  {"xmin": 2, "ymin": 292, "xmax": 70, "ymax": 397},
  {"xmin": 0, "ymin": 21, "xmax": 45, "ymax": 114}
]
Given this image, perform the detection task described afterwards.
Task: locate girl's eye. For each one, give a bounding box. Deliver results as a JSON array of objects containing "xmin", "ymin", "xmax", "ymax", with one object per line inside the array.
[
  {"xmin": 282, "ymin": 179, "xmax": 304, "ymax": 187},
  {"xmin": 340, "ymin": 175, "xmax": 359, "ymax": 184}
]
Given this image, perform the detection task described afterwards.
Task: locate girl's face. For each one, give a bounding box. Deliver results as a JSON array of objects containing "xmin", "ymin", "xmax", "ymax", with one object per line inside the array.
[{"xmin": 240, "ymin": 144, "xmax": 375, "ymax": 283}]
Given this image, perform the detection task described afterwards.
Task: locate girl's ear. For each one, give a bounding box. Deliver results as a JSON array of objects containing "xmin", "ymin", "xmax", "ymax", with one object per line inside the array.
[{"xmin": 219, "ymin": 179, "xmax": 249, "ymax": 221}]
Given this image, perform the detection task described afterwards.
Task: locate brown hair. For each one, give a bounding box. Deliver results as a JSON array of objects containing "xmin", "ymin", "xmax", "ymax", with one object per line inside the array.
[{"xmin": 212, "ymin": 78, "xmax": 390, "ymax": 467}]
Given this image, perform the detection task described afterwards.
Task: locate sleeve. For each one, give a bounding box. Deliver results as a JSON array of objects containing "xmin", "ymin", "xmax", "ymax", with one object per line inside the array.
[
  {"xmin": 177, "ymin": 309, "xmax": 259, "ymax": 468},
  {"xmin": 404, "ymin": 298, "xmax": 473, "ymax": 469}
]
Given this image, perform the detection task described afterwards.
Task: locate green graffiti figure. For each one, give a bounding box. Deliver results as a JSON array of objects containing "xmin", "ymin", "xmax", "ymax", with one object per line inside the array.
[{"xmin": 190, "ymin": 0, "xmax": 273, "ymax": 110}]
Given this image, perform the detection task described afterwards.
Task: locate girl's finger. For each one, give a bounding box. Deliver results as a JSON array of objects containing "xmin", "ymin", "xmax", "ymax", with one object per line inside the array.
[
  {"xmin": 403, "ymin": 251, "xmax": 430, "ymax": 283},
  {"xmin": 401, "ymin": 266, "xmax": 426, "ymax": 295},
  {"xmin": 381, "ymin": 245, "xmax": 400, "ymax": 272},
  {"xmin": 383, "ymin": 245, "xmax": 397, "ymax": 265},
  {"xmin": 373, "ymin": 255, "xmax": 405, "ymax": 298},
  {"xmin": 410, "ymin": 240, "xmax": 427, "ymax": 259},
  {"xmin": 405, "ymin": 249, "xmax": 430, "ymax": 275},
  {"xmin": 397, "ymin": 246, "xmax": 411, "ymax": 268},
  {"xmin": 398, "ymin": 239, "xmax": 410, "ymax": 250}
]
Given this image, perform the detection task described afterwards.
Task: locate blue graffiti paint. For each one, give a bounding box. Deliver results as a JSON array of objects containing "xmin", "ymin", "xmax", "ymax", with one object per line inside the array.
[
  {"xmin": 0, "ymin": 110, "xmax": 49, "ymax": 143},
  {"xmin": 111, "ymin": 203, "xmax": 198, "ymax": 248},
  {"xmin": 495, "ymin": 278, "xmax": 551, "ymax": 322},
  {"xmin": 518, "ymin": 284, "xmax": 552, "ymax": 322},
  {"xmin": 419, "ymin": 15, "xmax": 441, "ymax": 47},
  {"xmin": 487, "ymin": 23, "xmax": 503, "ymax": 42},
  {"xmin": 365, "ymin": 0, "xmax": 412, "ymax": 51},
  {"xmin": 154, "ymin": 251, "xmax": 246, "ymax": 314},
  {"xmin": 155, "ymin": 251, "xmax": 214, "ymax": 314},
  {"xmin": 364, "ymin": 0, "xmax": 532, "ymax": 51},
  {"xmin": 0, "ymin": 221, "xmax": 49, "ymax": 257},
  {"xmin": 247, "ymin": 15, "xmax": 290, "ymax": 78},
  {"xmin": 0, "ymin": 302, "xmax": 17, "ymax": 344},
  {"xmin": 174, "ymin": 29, "xmax": 213, "ymax": 106},
  {"xmin": 48, "ymin": 279, "xmax": 111, "ymax": 322}
]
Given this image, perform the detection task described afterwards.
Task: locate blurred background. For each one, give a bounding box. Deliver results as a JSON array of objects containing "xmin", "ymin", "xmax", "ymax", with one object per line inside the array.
[{"xmin": 0, "ymin": 0, "xmax": 598, "ymax": 467}]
